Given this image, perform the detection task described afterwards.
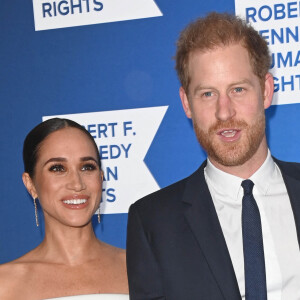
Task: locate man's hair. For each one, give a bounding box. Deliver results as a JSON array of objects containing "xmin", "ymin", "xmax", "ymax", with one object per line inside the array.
[{"xmin": 175, "ymin": 12, "xmax": 271, "ymax": 92}]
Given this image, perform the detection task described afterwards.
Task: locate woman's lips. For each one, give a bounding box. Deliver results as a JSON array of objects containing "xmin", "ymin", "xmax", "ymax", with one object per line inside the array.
[
  {"xmin": 63, "ymin": 199, "xmax": 87, "ymax": 205},
  {"xmin": 61, "ymin": 195, "xmax": 89, "ymax": 209}
]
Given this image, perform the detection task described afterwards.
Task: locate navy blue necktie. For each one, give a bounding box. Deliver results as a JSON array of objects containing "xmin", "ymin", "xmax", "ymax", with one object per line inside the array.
[{"xmin": 241, "ymin": 180, "xmax": 267, "ymax": 300}]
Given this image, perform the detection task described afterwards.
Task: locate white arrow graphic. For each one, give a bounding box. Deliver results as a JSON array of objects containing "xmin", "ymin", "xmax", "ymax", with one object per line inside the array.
[
  {"xmin": 43, "ymin": 106, "xmax": 168, "ymax": 214},
  {"xmin": 33, "ymin": 0, "xmax": 163, "ymax": 31}
]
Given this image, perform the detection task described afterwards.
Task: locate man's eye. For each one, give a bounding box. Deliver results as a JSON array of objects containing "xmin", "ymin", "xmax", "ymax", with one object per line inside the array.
[
  {"xmin": 49, "ymin": 164, "xmax": 65, "ymax": 172},
  {"xmin": 203, "ymin": 91, "xmax": 213, "ymax": 97},
  {"xmin": 234, "ymin": 87, "xmax": 244, "ymax": 93},
  {"xmin": 82, "ymin": 164, "xmax": 97, "ymax": 171}
]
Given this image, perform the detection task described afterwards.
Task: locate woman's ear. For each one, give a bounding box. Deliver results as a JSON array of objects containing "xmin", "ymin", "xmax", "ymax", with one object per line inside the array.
[{"xmin": 22, "ymin": 173, "xmax": 37, "ymax": 199}]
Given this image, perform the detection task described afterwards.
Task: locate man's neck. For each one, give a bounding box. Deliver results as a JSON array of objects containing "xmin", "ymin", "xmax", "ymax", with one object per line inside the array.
[{"xmin": 208, "ymin": 141, "xmax": 269, "ymax": 179}]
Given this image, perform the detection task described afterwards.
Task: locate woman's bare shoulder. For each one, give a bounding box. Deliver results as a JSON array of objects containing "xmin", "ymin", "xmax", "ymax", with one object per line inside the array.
[
  {"xmin": 0, "ymin": 255, "xmax": 34, "ymax": 298},
  {"xmin": 0, "ymin": 255, "xmax": 30, "ymax": 274}
]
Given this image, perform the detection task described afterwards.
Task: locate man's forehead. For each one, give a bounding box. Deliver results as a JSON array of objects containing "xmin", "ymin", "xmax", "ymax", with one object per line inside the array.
[{"xmin": 189, "ymin": 42, "xmax": 246, "ymax": 59}]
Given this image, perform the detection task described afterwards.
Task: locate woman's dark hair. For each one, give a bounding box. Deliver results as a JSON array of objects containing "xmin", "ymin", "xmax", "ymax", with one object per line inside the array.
[{"xmin": 23, "ymin": 118, "xmax": 101, "ymax": 178}]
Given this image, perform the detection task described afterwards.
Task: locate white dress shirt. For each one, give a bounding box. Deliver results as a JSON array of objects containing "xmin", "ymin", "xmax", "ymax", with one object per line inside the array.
[{"xmin": 204, "ymin": 151, "xmax": 300, "ymax": 299}]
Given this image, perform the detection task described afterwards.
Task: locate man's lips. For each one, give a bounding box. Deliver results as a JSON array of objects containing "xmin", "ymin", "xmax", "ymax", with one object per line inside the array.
[
  {"xmin": 217, "ymin": 128, "xmax": 241, "ymax": 142},
  {"xmin": 219, "ymin": 129, "xmax": 239, "ymax": 137}
]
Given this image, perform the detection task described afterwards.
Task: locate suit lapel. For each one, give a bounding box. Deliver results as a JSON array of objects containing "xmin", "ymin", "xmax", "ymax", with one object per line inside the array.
[
  {"xmin": 275, "ymin": 158, "xmax": 300, "ymax": 248},
  {"xmin": 181, "ymin": 158, "xmax": 300, "ymax": 299},
  {"xmin": 182, "ymin": 163, "xmax": 241, "ymax": 300}
]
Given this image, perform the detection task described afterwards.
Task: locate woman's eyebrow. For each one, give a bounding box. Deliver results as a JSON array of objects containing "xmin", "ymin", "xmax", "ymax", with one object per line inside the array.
[
  {"xmin": 80, "ymin": 156, "xmax": 98, "ymax": 163},
  {"xmin": 44, "ymin": 157, "xmax": 67, "ymax": 166}
]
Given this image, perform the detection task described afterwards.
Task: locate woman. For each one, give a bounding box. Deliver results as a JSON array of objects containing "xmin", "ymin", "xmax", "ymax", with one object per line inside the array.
[{"xmin": 0, "ymin": 118, "xmax": 129, "ymax": 299}]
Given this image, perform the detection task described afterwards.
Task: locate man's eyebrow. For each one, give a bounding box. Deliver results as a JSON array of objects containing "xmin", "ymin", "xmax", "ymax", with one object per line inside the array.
[
  {"xmin": 191, "ymin": 84, "xmax": 215, "ymax": 97},
  {"xmin": 229, "ymin": 79, "xmax": 253, "ymax": 87}
]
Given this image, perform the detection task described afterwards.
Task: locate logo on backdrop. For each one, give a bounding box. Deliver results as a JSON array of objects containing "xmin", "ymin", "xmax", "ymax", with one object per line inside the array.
[
  {"xmin": 235, "ymin": 0, "xmax": 300, "ymax": 105},
  {"xmin": 43, "ymin": 106, "xmax": 168, "ymax": 214},
  {"xmin": 32, "ymin": 0, "xmax": 162, "ymax": 31}
]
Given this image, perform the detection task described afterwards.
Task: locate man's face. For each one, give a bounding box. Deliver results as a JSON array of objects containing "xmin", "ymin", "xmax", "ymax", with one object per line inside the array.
[{"xmin": 180, "ymin": 43, "xmax": 273, "ymax": 168}]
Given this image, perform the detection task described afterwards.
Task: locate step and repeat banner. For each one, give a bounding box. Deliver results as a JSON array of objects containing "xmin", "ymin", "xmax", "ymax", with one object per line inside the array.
[{"xmin": 1, "ymin": 0, "xmax": 300, "ymax": 263}]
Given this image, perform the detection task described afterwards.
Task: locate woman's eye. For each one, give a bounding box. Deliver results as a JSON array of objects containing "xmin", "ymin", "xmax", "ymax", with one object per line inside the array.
[
  {"xmin": 49, "ymin": 164, "xmax": 65, "ymax": 172},
  {"xmin": 82, "ymin": 164, "xmax": 97, "ymax": 171}
]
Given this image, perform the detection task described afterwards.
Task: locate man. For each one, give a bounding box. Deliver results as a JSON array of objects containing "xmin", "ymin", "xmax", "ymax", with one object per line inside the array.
[{"xmin": 126, "ymin": 12, "xmax": 300, "ymax": 300}]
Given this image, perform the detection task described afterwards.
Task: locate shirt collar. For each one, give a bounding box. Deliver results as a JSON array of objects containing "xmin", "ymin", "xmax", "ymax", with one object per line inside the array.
[
  {"xmin": 249, "ymin": 150, "xmax": 276, "ymax": 195},
  {"xmin": 204, "ymin": 150, "xmax": 276, "ymax": 200}
]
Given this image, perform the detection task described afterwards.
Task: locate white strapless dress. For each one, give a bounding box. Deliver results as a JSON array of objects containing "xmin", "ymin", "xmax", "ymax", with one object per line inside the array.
[{"xmin": 47, "ymin": 295, "xmax": 129, "ymax": 300}]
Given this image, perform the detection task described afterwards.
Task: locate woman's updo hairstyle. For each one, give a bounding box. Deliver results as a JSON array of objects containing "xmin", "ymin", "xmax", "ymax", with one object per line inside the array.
[{"xmin": 23, "ymin": 118, "xmax": 101, "ymax": 178}]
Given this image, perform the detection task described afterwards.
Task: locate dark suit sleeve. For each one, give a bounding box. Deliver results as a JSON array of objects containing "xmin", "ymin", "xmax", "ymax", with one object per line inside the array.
[{"xmin": 126, "ymin": 203, "xmax": 166, "ymax": 300}]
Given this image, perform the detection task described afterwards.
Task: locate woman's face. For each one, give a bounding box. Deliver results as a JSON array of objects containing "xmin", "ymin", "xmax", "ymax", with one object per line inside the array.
[{"xmin": 23, "ymin": 127, "xmax": 102, "ymax": 227}]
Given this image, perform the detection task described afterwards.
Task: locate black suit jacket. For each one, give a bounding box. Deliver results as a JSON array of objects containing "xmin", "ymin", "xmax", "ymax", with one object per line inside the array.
[{"xmin": 126, "ymin": 158, "xmax": 300, "ymax": 300}]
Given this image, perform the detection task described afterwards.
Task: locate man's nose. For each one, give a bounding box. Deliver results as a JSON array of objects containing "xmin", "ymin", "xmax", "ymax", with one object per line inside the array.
[{"xmin": 215, "ymin": 94, "xmax": 236, "ymax": 121}]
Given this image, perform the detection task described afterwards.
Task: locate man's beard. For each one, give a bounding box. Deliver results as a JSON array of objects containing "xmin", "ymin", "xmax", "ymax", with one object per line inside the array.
[{"xmin": 193, "ymin": 113, "xmax": 266, "ymax": 167}]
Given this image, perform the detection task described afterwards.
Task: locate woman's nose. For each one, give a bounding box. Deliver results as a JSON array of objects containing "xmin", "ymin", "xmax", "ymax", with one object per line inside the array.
[{"xmin": 66, "ymin": 171, "xmax": 86, "ymax": 191}]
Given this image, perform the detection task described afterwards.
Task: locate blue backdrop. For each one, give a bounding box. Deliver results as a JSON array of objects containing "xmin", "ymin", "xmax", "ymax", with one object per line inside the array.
[{"xmin": 1, "ymin": 0, "xmax": 300, "ymax": 263}]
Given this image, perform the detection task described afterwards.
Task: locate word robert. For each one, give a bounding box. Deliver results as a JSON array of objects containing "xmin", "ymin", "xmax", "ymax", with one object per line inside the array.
[
  {"xmin": 85, "ymin": 121, "xmax": 135, "ymax": 139},
  {"xmin": 42, "ymin": 0, "xmax": 103, "ymax": 18},
  {"xmin": 246, "ymin": 2, "xmax": 300, "ymax": 23}
]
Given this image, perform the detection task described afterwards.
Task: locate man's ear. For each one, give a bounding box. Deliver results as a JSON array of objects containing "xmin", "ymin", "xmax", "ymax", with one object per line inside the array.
[
  {"xmin": 263, "ymin": 73, "xmax": 274, "ymax": 109},
  {"xmin": 22, "ymin": 173, "xmax": 38, "ymax": 199},
  {"xmin": 179, "ymin": 87, "xmax": 192, "ymax": 119}
]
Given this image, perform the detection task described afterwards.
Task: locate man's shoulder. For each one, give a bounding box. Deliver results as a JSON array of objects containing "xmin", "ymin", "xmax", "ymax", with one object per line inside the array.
[
  {"xmin": 131, "ymin": 162, "xmax": 206, "ymax": 211},
  {"xmin": 134, "ymin": 174, "xmax": 190, "ymax": 208},
  {"xmin": 273, "ymin": 157, "xmax": 300, "ymax": 176}
]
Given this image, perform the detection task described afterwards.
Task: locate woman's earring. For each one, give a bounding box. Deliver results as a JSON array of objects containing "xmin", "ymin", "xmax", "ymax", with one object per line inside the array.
[
  {"xmin": 98, "ymin": 204, "xmax": 101, "ymax": 223},
  {"xmin": 33, "ymin": 197, "xmax": 39, "ymax": 227}
]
